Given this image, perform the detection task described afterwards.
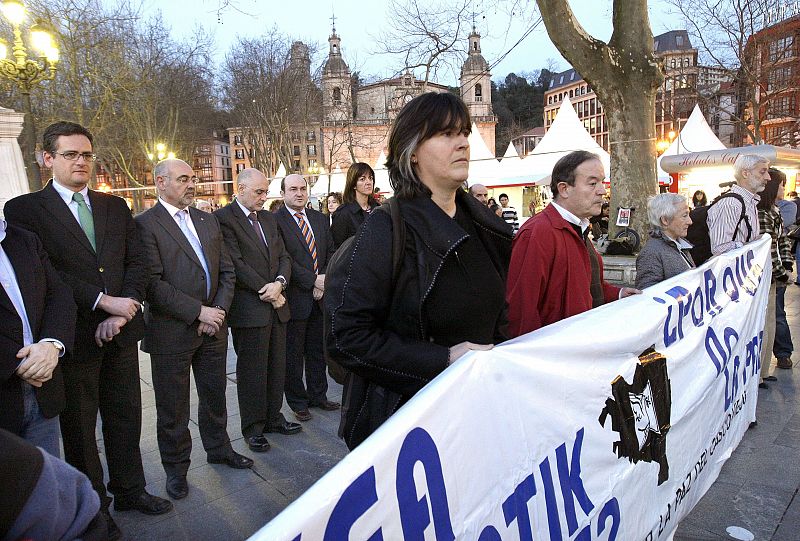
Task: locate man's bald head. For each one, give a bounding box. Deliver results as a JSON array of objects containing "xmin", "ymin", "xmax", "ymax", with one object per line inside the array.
[
  {"xmin": 237, "ymin": 168, "xmax": 270, "ymax": 212},
  {"xmin": 469, "ymin": 183, "xmax": 489, "ymax": 205},
  {"xmin": 154, "ymin": 158, "xmax": 197, "ymax": 209}
]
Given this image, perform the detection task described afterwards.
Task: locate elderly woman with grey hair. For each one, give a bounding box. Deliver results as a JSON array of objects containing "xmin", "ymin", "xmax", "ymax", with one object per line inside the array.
[{"xmin": 635, "ymin": 193, "xmax": 695, "ymax": 290}]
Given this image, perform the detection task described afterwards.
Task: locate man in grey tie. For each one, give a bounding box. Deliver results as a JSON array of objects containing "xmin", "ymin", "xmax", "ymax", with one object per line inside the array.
[{"xmin": 135, "ymin": 158, "xmax": 251, "ymax": 502}]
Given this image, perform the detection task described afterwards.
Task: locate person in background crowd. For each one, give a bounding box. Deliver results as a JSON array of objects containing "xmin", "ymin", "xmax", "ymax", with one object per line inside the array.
[
  {"xmin": 330, "ymin": 163, "xmax": 379, "ymax": 250},
  {"xmin": 488, "ymin": 197, "xmax": 497, "ymax": 207},
  {"xmin": 0, "ymin": 220, "xmax": 75, "ymax": 456},
  {"xmin": 759, "ymin": 169, "xmax": 794, "ymax": 386},
  {"xmin": 499, "ymin": 192, "xmax": 519, "ymax": 234},
  {"xmin": 469, "ymin": 183, "xmax": 489, "ymax": 205},
  {"xmin": 325, "ymin": 92, "xmax": 513, "ymax": 450},
  {"xmin": 490, "ymin": 203, "xmax": 502, "ymax": 217},
  {"xmin": 590, "ymin": 201, "xmax": 610, "ymax": 238},
  {"xmin": 214, "ymin": 168, "xmax": 299, "ymax": 454},
  {"xmin": 275, "ymin": 175, "xmax": 339, "ymax": 422},
  {"xmin": 635, "ymin": 194, "xmax": 695, "ymax": 290},
  {"xmin": 708, "ymin": 154, "xmax": 767, "ymax": 256},
  {"xmin": 789, "ymin": 191, "xmax": 800, "ymax": 225},
  {"xmin": 1, "ymin": 428, "xmax": 106, "ymax": 541},
  {"xmin": 691, "ymin": 190, "xmax": 708, "ymax": 208},
  {"xmin": 776, "ymin": 182, "xmax": 797, "ymax": 231},
  {"xmin": 195, "ymin": 199, "xmax": 213, "ymax": 213},
  {"xmin": 326, "ymin": 192, "xmax": 343, "ymax": 224},
  {"xmin": 5, "ymin": 121, "xmax": 172, "ymax": 539},
  {"xmin": 506, "ymin": 150, "xmax": 640, "ymax": 336},
  {"xmin": 136, "ymin": 158, "xmax": 251, "ymax": 503},
  {"xmin": 269, "ymin": 199, "xmax": 284, "ymax": 213}
]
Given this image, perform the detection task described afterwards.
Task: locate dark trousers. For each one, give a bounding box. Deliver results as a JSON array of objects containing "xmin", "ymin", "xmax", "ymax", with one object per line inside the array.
[
  {"xmin": 285, "ymin": 302, "xmax": 328, "ymax": 411},
  {"xmin": 775, "ymin": 285, "xmax": 794, "ymax": 358},
  {"xmin": 231, "ymin": 322, "xmax": 287, "ymax": 437},
  {"xmin": 150, "ymin": 335, "xmax": 232, "ymax": 477},
  {"xmin": 59, "ymin": 342, "xmax": 145, "ymax": 509}
]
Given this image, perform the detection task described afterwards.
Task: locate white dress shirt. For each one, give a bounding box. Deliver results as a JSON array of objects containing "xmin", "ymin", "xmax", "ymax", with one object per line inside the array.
[
  {"xmin": 551, "ymin": 201, "xmax": 591, "ymax": 233},
  {"xmin": 51, "ymin": 179, "xmax": 91, "ymax": 224},
  {"xmin": 236, "ymin": 199, "xmax": 268, "ymax": 247},
  {"xmin": 159, "ymin": 198, "xmax": 201, "ymax": 239}
]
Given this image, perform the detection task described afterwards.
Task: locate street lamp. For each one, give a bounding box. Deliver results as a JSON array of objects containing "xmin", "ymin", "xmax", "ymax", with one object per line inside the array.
[
  {"xmin": 147, "ymin": 142, "xmax": 176, "ymax": 162},
  {"xmin": 0, "ymin": 0, "xmax": 59, "ymax": 192}
]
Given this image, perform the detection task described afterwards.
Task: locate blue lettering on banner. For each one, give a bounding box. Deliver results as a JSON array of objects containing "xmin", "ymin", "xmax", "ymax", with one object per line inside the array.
[
  {"xmin": 314, "ymin": 428, "xmax": 619, "ymax": 540},
  {"xmin": 396, "ymin": 427, "xmax": 455, "ymax": 541},
  {"xmin": 324, "ymin": 467, "xmax": 383, "ymax": 541}
]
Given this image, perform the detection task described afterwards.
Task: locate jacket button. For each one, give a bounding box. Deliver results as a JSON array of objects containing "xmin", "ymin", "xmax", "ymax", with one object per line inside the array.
[{"xmin": 98, "ymin": 267, "xmax": 104, "ymax": 273}]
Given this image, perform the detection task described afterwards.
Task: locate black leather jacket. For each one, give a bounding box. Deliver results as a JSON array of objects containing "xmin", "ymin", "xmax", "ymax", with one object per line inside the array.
[{"xmin": 325, "ymin": 190, "xmax": 512, "ymax": 449}]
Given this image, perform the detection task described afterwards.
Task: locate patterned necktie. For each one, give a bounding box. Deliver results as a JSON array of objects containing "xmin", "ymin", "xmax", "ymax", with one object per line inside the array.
[
  {"xmin": 177, "ymin": 210, "xmax": 211, "ymax": 298},
  {"xmin": 294, "ymin": 212, "xmax": 318, "ymax": 273},
  {"xmin": 72, "ymin": 192, "xmax": 96, "ymax": 251},
  {"xmin": 248, "ymin": 212, "xmax": 268, "ymax": 247}
]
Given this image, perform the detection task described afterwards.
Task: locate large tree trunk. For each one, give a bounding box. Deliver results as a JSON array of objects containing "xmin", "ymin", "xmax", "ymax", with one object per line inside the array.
[{"xmin": 536, "ymin": 0, "xmax": 664, "ymax": 247}]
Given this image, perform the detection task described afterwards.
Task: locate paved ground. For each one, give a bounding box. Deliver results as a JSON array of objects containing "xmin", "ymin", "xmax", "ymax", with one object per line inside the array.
[{"xmin": 106, "ymin": 289, "xmax": 800, "ymax": 540}]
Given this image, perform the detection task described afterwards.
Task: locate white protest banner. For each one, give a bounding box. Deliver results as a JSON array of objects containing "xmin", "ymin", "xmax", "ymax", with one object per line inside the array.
[{"xmin": 252, "ymin": 236, "xmax": 771, "ymax": 541}]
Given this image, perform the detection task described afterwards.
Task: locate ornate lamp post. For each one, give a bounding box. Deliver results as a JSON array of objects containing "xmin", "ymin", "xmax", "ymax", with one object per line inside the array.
[{"xmin": 0, "ymin": 0, "xmax": 59, "ymax": 192}]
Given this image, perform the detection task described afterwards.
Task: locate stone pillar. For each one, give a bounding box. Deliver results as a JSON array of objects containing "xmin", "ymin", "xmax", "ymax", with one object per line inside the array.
[{"xmin": 0, "ymin": 106, "xmax": 29, "ymax": 218}]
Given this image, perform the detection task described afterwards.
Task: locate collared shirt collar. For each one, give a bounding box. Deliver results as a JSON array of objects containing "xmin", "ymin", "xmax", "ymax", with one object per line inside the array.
[
  {"xmin": 0, "ymin": 219, "xmax": 6, "ymax": 243},
  {"xmin": 158, "ymin": 197, "xmax": 187, "ymax": 218},
  {"xmin": 551, "ymin": 201, "xmax": 590, "ymax": 232},
  {"xmin": 731, "ymin": 182, "xmax": 761, "ymax": 204},
  {"xmin": 289, "ymin": 206, "xmax": 308, "ymax": 220},
  {"xmin": 236, "ymin": 199, "xmax": 253, "ymax": 218},
  {"xmin": 52, "ymin": 179, "xmax": 90, "ymax": 206}
]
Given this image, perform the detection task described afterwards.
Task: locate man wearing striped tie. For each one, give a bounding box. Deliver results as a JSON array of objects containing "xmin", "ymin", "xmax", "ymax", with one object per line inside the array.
[{"xmin": 276, "ymin": 174, "xmax": 339, "ymax": 422}]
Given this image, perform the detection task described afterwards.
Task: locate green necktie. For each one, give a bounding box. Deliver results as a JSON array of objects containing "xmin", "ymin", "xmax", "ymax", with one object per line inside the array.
[{"xmin": 72, "ymin": 192, "xmax": 96, "ymax": 251}]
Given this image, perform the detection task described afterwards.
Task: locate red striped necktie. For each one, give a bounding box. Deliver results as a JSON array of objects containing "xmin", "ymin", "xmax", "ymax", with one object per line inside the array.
[{"xmin": 294, "ymin": 212, "xmax": 318, "ymax": 273}]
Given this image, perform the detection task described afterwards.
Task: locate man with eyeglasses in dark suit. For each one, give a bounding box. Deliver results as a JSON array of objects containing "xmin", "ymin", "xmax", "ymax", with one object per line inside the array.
[{"xmin": 4, "ymin": 121, "xmax": 172, "ymax": 541}]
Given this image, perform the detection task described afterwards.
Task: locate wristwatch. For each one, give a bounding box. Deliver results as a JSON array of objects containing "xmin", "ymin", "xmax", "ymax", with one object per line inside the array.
[{"xmin": 276, "ymin": 275, "xmax": 287, "ymax": 291}]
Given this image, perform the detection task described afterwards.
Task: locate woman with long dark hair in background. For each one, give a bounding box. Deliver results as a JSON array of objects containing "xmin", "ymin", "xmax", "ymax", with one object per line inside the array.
[{"xmin": 330, "ymin": 163, "xmax": 379, "ymax": 249}]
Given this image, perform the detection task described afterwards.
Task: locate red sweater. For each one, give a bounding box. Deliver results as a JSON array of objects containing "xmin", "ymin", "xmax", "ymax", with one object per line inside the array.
[{"xmin": 506, "ymin": 204, "xmax": 620, "ymax": 336}]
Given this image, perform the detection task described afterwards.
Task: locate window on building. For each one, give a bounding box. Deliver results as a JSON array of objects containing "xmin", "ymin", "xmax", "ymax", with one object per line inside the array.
[
  {"xmin": 306, "ymin": 131, "xmax": 316, "ymax": 141},
  {"xmin": 235, "ymin": 149, "xmax": 244, "ymax": 160},
  {"xmin": 671, "ymin": 58, "xmax": 677, "ymax": 68},
  {"xmin": 676, "ymin": 35, "xmax": 684, "ymax": 47},
  {"xmin": 770, "ymin": 36, "xmax": 795, "ymax": 63},
  {"xmin": 249, "ymin": 148, "xmax": 254, "ymax": 159},
  {"xmin": 333, "ymin": 87, "xmax": 342, "ymax": 105},
  {"xmin": 569, "ymin": 89, "xmax": 574, "ymax": 98},
  {"xmin": 293, "ymin": 160, "xmax": 301, "ymax": 171},
  {"xmin": 236, "ymin": 163, "xmax": 245, "ymax": 173},
  {"xmin": 307, "ymin": 145, "xmax": 316, "ymax": 156},
  {"xmin": 475, "ymin": 83, "xmax": 483, "ymax": 102},
  {"xmin": 293, "ymin": 145, "xmax": 301, "ymax": 156},
  {"xmin": 234, "ymin": 135, "xmax": 242, "ymax": 146}
]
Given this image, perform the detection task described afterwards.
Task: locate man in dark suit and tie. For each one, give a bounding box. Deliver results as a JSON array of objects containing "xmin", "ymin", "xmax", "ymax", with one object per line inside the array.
[
  {"xmin": 136, "ymin": 158, "xmax": 252, "ymax": 501},
  {"xmin": 4, "ymin": 121, "xmax": 172, "ymax": 539},
  {"xmin": 276, "ymin": 174, "xmax": 340, "ymax": 422},
  {"xmin": 214, "ymin": 168, "xmax": 301, "ymax": 452},
  {"xmin": 0, "ymin": 220, "xmax": 75, "ymax": 457}
]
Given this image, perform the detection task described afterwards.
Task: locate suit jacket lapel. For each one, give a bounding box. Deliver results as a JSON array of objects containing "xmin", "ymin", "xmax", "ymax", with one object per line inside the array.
[
  {"xmin": 0, "ymin": 235, "xmax": 36, "ymax": 328},
  {"xmin": 87, "ymin": 190, "xmax": 108, "ymax": 255},
  {"xmin": 189, "ymin": 207, "xmax": 217, "ymax": 284},
  {"xmin": 153, "ymin": 203, "xmax": 204, "ymax": 270},
  {"xmin": 233, "ymin": 204, "xmax": 269, "ymax": 261},
  {"xmin": 41, "ymin": 182, "xmax": 96, "ymax": 256},
  {"xmin": 282, "ymin": 206, "xmax": 312, "ymax": 255}
]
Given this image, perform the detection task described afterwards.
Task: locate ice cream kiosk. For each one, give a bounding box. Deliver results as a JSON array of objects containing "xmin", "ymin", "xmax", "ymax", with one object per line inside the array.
[{"xmin": 660, "ymin": 145, "xmax": 800, "ymax": 201}]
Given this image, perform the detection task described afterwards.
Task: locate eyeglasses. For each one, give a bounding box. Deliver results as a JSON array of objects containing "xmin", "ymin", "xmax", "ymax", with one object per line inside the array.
[
  {"xmin": 174, "ymin": 175, "xmax": 200, "ymax": 184},
  {"xmin": 53, "ymin": 151, "xmax": 97, "ymax": 162}
]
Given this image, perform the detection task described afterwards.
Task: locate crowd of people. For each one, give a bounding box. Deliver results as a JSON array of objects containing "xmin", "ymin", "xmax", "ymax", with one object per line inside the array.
[{"xmin": 0, "ymin": 93, "xmax": 793, "ymax": 540}]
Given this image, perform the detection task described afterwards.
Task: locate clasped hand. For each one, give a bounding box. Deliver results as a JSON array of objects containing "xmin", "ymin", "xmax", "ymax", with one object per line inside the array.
[
  {"xmin": 98, "ymin": 294, "xmax": 140, "ymax": 321},
  {"xmin": 15, "ymin": 342, "xmax": 59, "ymax": 387},
  {"xmin": 197, "ymin": 305, "xmax": 225, "ymax": 336}
]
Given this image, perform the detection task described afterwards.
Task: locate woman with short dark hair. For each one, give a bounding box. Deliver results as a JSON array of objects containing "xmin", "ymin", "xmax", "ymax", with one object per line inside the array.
[{"xmin": 325, "ymin": 92, "xmax": 513, "ymax": 449}]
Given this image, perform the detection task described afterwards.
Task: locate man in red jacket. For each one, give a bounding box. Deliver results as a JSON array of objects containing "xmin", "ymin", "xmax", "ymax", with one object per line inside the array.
[{"xmin": 506, "ymin": 151, "xmax": 640, "ymax": 336}]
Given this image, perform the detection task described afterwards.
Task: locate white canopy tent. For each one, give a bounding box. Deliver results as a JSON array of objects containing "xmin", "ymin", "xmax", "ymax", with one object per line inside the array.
[
  {"xmin": 311, "ymin": 166, "xmax": 346, "ymax": 196},
  {"xmin": 266, "ymin": 163, "xmax": 288, "ymax": 198},
  {"xmin": 524, "ymin": 97, "xmax": 610, "ymax": 182},
  {"xmin": 373, "ymin": 150, "xmax": 393, "ymax": 196},
  {"xmin": 657, "ymin": 104, "xmax": 726, "ymax": 182},
  {"xmin": 467, "ymin": 122, "xmax": 502, "ymax": 186}
]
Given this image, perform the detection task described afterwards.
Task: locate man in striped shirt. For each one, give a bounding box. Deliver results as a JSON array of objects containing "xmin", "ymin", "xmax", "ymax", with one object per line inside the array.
[
  {"xmin": 708, "ymin": 154, "xmax": 769, "ymax": 256},
  {"xmin": 499, "ymin": 193, "xmax": 519, "ymax": 234}
]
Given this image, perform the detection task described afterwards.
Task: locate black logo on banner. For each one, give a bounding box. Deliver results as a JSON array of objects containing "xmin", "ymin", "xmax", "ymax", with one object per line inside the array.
[{"xmin": 599, "ymin": 346, "xmax": 672, "ymax": 485}]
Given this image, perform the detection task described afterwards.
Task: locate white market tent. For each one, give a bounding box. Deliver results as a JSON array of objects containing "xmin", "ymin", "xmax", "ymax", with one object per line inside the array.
[
  {"xmin": 311, "ymin": 166, "xmax": 346, "ymax": 196},
  {"xmin": 373, "ymin": 150, "xmax": 393, "ymax": 196},
  {"xmin": 266, "ymin": 163, "xmax": 288, "ymax": 198},
  {"xmin": 657, "ymin": 104, "xmax": 726, "ymax": 181},
  {"xmin": 524, "ymin": 97, "xmax": 610, "ymax": 182},
  {"xmin": 496, "ymin": 142, "xmax": 543, "ymax": 186},
  {"xmin": 467, "ymin": 122, "xmax": 502, "ymax": 186}
]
